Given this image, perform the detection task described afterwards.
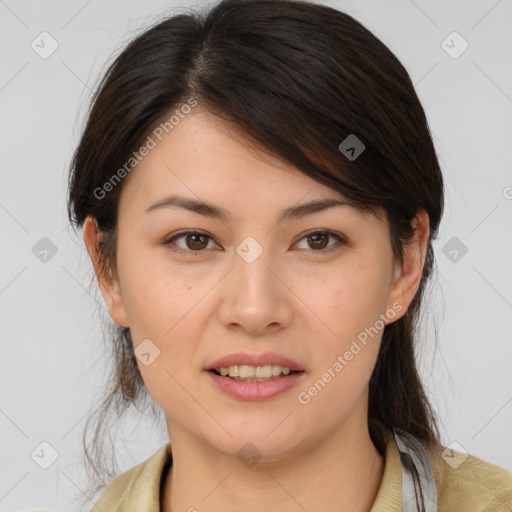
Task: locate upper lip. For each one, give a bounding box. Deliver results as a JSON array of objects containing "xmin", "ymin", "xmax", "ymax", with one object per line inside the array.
[{"xmin": 205, "ymin": 352, "xmax": 305, "ymax": 372}]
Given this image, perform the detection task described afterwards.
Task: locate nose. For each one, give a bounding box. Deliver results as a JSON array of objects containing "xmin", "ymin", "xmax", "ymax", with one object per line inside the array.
[{"xmin": 217, "ymin": 243, "xmax": 293, "ymax": 335}]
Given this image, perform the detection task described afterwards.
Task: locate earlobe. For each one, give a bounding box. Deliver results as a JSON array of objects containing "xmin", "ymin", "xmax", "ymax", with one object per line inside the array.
[
  {"xmin": 386, "ymin": 209, "xmax": 430, "ymax": 321},
  {"xmin": 83, "ymin": 216, "xmax": 129, "ymax": 328}
]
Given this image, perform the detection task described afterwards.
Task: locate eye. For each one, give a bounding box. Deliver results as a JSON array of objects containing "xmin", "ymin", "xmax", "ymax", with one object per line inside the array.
[
  {"xmin": 293, "ymin": 230, "xmax": 346, "ymax": 254},
  {"xmin": 163, "ymin": 229, "xmax": 346, "ymax": 256},
  {"xmin": 163, "ymin": 230, "xmax": 218, "ymax": 256}
]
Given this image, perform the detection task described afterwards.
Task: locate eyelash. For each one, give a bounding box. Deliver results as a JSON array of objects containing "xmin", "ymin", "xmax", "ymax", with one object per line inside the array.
[{"xmin": 162, "ymin": 229, "xmax": 347, "ymax": 257}]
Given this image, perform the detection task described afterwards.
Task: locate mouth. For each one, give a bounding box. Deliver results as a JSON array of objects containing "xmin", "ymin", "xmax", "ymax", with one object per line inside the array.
[
  {"xmin": 208, "ymin": 365, "xmax": 304, "ymax": 382},
  {"xmin": 205, "ymin": 365, "xmax": 306, "ymax": 401},
  {"xmin": 204, "ymin": 352, "xmax": 306, "ymax": 399}
]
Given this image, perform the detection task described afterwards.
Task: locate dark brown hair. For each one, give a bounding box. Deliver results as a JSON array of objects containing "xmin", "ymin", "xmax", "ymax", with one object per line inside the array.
[{"xmin": 67, "ymin": 0, "xmax": 444, "ymax": 502}]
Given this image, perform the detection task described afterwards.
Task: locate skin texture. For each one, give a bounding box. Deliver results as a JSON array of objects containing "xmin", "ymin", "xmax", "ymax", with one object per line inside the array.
[{"xmin": 83, "ymin": 108, "xmax": 429, "ymax": 512}]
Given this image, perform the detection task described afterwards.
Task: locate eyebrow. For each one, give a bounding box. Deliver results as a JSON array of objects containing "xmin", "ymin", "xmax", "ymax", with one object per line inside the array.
[{"xmin": 144, "ymin": 194, "xmax": 355, "ymax": 223}]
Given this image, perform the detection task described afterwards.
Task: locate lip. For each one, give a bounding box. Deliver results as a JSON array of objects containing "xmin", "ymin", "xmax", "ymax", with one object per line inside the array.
[
  {"xmin": 205, "ymin": 351, "xmax": 305, "ymax": 372},
  {"xmin": 206, "ymin": 370, "xmax": 306, "ymax": 401}
]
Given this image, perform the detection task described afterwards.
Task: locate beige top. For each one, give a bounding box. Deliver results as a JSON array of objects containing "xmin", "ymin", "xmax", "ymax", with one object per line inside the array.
[{"xmin": 90, "ymin": 426, "xmax": 512, "ymax": 511}]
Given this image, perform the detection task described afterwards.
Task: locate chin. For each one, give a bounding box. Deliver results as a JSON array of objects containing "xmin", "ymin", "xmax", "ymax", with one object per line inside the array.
[{"xmin": 205, "ymin": 421, "xmax": 305, "ymax": 462}]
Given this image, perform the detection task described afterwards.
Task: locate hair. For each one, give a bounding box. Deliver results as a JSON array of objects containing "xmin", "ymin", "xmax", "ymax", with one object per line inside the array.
[{"xmin": 67, "ymin": 0, "xmax": 444, "ymax": 503}]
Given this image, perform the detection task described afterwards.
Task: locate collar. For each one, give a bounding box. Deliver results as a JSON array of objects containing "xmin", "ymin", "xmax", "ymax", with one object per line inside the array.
[{"xmin": 94, "ymin": 425, "xmax": 417, "ymax": 511}]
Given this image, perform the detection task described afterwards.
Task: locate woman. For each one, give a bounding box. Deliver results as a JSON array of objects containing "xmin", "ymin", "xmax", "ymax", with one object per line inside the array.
[{"xmin": 67, "ymin": 0, "xmax": 512, "ymax": 510}]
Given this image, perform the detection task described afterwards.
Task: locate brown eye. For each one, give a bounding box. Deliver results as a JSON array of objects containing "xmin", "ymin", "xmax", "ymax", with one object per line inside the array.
[
  {"xmin": 164, "ymin": 230, "xmax": 216, "ymax": 254},
  {"xmin": 294, "ymin": 230, "xmax": 346, "ymax": 254},
  {"xmin": 307, "ymin": 233, "xmax": 330, "ymax": 250},
  {"xmin": 184, "ymin": 233, "xmax": 209, "ymax": 250}
]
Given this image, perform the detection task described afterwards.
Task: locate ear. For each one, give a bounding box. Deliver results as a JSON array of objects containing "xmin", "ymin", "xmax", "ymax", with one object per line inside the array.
[
  {"xmin": 83, "ymin": 216, "xmax": 129, "ymax": 328},
  {"xmin": 385, "ymin": 209, "xmax": 430, "ymax": 321}
]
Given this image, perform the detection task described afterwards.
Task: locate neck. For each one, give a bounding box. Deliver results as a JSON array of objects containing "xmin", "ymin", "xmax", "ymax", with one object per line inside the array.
[{"xmin": 161, "ymin": 417, "xmax": 385, "ymax": 512}]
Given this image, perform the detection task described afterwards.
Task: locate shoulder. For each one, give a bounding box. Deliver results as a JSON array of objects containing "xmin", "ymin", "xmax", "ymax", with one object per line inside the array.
[
  {"xmin": 89, "ymin": 460, "xmax": 147, "ymax": 511},
  {"xmin": 90, "ymin": 442, "xmax": 172, "ymax": 512},
  {"xmin": 426, "ymin": 443, "xmax": 512, "ymax": 512}
]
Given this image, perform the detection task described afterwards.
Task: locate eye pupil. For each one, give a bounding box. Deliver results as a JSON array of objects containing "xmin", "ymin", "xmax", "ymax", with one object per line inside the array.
[
  {"xmin": 187, "ymin": 234, "xmax": 208, "ymax": 250},
  {"xmin": 309, "ymin": 234, "xmax": 328, "ymax": 250}
]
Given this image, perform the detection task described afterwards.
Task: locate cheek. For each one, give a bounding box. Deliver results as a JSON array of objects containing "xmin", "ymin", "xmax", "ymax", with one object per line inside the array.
[
  {"xmin": 295, "ymin": 259, "xmax": 388, "ymax": 405},
  {"xmin": 297, "ymin": 272, "xmax": 384, "ymax": 417},
  {"xmin": 117, "ymin": 240, "xmax": 201, "ymax": 329},
  {"xmin": 309, "ymin": 260, "xmax": 389, "ymax": 339},
  {"xmin": 115, "ymin": 248, "xmax": 209, "ymax": 390},
  {"xmin": 127, "ymin": 275, "xmax": 206, "ymax": 411}
]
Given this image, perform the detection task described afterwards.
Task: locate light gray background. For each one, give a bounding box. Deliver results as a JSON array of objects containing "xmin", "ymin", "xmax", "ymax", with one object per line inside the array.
[{"xmin": 1, "ymin": 0, "xmax": 511, "ymax": 510}]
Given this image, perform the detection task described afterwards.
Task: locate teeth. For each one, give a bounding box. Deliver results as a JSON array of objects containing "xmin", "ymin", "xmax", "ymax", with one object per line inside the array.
[
  {"xmin": 215, "ymin": 364, "xmax": 294, "ymax": 381},
  {"xmin": 240, "ymin": 365, "xmax": 255, "ymax": 379}
]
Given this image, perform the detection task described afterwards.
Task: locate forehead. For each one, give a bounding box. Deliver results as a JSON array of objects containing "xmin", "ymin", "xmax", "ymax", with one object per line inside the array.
[{"xmin": 118, "ymin": 109, "xmax": 377, "ymax": 222}]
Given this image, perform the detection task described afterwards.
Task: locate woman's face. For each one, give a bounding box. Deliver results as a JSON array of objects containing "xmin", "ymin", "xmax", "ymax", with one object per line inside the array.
[{"xmin": 87, "ymin": 108, "xmax": 424, "ymax": 462}]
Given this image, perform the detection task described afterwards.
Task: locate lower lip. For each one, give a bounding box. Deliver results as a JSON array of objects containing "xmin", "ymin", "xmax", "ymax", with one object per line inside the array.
[{"xmin": 205, "ymin": 370, "xmax": 306, "ymax": 401}]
